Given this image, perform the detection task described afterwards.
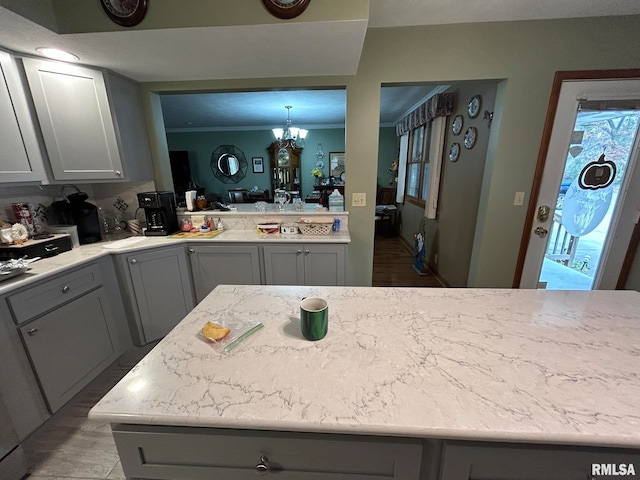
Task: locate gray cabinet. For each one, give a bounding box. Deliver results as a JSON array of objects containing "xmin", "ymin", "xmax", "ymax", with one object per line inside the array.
[
  {"xmin": 440, "ymin": 441, "xmax": 640, "ymax": 480},
  {"xmin": 18, "ymin": 287, "xmax": 119, "ymax": 412},
  {"xmin": 0, "ymin": 50, "xmax": 46, "ymax": 183},
  {"xmin": 263, "ymin": 244, "xmax": 346, "ymax": 285},
  {"xmin": 188, "ymin": 244, "xmax": 261, "ymax": 303},
  {"xmin": 5, "ymin": 260, "xmax": 125, "ymax": 416},
  {"xmin": 112, "ymin": 425, "xmax": 423, "ymax": 480},
  {"xmin": 116, "ymin": 246, "xmax": 195, "ymax": 345},
  {"xmin": 21, "ymin": 57, "xmax": 153, "ymax": 182}
]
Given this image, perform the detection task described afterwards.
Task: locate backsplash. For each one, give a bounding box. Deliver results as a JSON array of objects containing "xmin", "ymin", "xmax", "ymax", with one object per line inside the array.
[{"xmin": 1, "ymin": 181, "xmax": 155, "ymax": 226}]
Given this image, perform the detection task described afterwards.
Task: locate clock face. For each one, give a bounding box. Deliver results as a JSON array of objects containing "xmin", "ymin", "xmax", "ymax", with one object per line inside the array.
[
  {"xmin": 468, "ymin": 95, "xmax": 481, "ymax": 119},
  {"xmin": 100, "ymin": 0, "xmax": 147, "ymax": 27},
  {"xmin": 261, "ymin": 0, "xmax": 311, "ymax": 19},
  {"xmin": 464, "ymin": 127, "xmax": 477, "ymax": 149},
  {"xmin": 452, "ymin": 115, "xmax": 463, "ymax": 135},
  {"xmin": 449, "ymin": 143, "xmax": 460, "ymax": 162}
]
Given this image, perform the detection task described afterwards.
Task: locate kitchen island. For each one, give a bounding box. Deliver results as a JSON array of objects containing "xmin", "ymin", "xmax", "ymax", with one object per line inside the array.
[{"xmin": 90, "ymin": 286, "xmax": 640, "ymax": 479}]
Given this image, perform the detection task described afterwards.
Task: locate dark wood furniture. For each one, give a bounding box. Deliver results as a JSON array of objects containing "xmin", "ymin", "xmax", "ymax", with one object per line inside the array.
[{"xmin": 268, "ymin": 142, "xmax": 302, "ymax": 198}]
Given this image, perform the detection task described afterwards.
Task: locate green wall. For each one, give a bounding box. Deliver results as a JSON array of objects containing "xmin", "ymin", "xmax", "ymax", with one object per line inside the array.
[
  {"xmin": 377, "ymin": 127, "xmax": 397, "ymax": 188},
  {"xmin": 166, "ymin": 129, "xmax": 345, "ymax": 199},
  {"xmin": 143, "ymin": 15, "xmax": 640, "ymax": 288}
]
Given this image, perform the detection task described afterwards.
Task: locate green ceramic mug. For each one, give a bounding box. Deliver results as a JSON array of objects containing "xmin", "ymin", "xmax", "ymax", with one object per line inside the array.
[{"xmin": 300, "ymin": 297, "xmax": 328, "ymax": 341}]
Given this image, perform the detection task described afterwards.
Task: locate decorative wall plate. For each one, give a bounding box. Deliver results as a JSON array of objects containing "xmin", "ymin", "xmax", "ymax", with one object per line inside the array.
[
  {"xmin": 467, "ymin": 95, "xmax": 481, "ymax": 119},
  {"xmin": 100, "ymin": 0, "xmax": 148, "ymax": 27},
  {"xmin": 449, "ymin": 143, "xmax": 460, "ymax": 162},
  {"xmin": 261, "ymin": 0, "xmax": 311, "ymax": 19},
  {"xmin": 452, "ymin": 115, "xmax": 463, "ymax": 135},
  {"xmin": 464, "ymin": 127, "xmax": 477, "ymax": 149}
]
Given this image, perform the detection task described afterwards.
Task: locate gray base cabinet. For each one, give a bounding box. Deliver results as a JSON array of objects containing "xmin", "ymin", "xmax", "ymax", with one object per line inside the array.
[
  {"xmin": 116, "ymin": 246, "xmax": 195, "ymax": 346},
  {"xmin": 440, "ymin": 441, "xmax": 640, "ymax": 480},
  {"xmin": 188, "ymin": 245, "xmax": 261, "ymax": 303},
  {"xmin": 263, "ymin": 244, "xmax": 346, "ymax": 285},
  {"xmin": 112, "ymin": 425, "xmax": 423, "ymax": 480},
  {"xmin": 18, "ymin": 287, "xmax": 119, "ymax": 412}
]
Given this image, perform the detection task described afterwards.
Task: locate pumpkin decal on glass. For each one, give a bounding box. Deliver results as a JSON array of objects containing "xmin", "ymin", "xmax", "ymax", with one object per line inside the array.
[{"xmin": 578, "ymin": 153, "xmax": 616, "ymax": 191}]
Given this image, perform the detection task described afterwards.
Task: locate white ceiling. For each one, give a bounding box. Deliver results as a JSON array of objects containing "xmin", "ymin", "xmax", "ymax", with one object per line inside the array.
[{"xmin": 1, "ymin": 1, "xmax": 638, "ymax": 130}]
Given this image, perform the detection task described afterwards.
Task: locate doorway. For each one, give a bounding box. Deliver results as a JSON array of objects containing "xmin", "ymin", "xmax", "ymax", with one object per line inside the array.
[{"xmin": 518, "ymin": 73, "xmax": 640, "ymax": 289}]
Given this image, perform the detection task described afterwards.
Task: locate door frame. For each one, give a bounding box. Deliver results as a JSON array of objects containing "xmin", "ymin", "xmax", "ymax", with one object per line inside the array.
[{"xmin": 513, "ymin": 69, "xmax": 640, "ymax": 288}]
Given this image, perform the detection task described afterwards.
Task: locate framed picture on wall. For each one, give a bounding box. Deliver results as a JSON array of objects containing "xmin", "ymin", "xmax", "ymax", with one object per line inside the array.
[
  {"xmin": 252, "ymin": 157, "xmax": 264, "ymax": 173},
  {"xmin": 330, "ymin": 152, "xmax": 346, "ymax": 179}
]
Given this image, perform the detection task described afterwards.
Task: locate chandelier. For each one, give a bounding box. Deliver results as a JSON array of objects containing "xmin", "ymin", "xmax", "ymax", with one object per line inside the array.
[{"xmin": 272, "ymin": 105, "xmax": 308, "ymax": 149}]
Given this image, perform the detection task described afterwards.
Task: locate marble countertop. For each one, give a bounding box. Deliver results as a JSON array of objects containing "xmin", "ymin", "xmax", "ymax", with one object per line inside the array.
[
  {"xmin": 0, "ymin": 229, "xmax": 350, "ymax": 295},
  {"xmin": 90, "ymin": 285, "xmax": 640, "ymax": 449}
]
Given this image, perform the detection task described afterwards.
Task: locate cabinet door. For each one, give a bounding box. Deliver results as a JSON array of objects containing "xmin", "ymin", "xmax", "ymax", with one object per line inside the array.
[
  {"xmin": 263, "ymin": 245, "xmax": 305, "ymax": 285},
  {"xmin": 0, "ymin": 51, "xmax": 46, "ymax": 183},
  {"xmin": 440, "ymin": 441, "xmax": 640, "ymax": 480},
  {"xmin": 304, "ymin": 244, "xmax": 346, "ymax": 286},
  {"xmin": 127, "ymin": 246, "xmax": 195, "ymax": 344},
  {"xmin": 19, "ymin": 287, "xmax": 118, "ymax": 413},
  {"xmin": 22, "ymin": 58, "xmax": 124, "ymax": 181},
  {"xmin": 189, "ymin": 245, "xmax": 261, "ymax": 303}
]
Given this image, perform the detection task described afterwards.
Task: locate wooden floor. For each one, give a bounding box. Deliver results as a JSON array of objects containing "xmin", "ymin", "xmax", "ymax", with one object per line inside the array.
[{"xmin": 372, "ymin": 235, "xmax": 444, "ymax": 287}]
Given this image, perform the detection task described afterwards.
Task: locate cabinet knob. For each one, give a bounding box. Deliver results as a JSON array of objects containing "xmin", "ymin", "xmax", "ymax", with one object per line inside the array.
[
  {"xmin": 189, "ymin": 248, "xmax": 195, "ymax": 253},
  {"xmin": 130, "ymin": 258, "xmax": 137, "ymax": 264},
  {"xmin": 27, "ymin": 328, "xmax": 38, "ymax": 336},
  {"xmin": 304, "ymin": 249, "xmax": 310, "ymax": 255},
  {"xmin": 255, "ymin": 456, "xmax": 269, "ymax": 475},
  {"xmin": 296, "ymin": 249, "xmax": 302, "ymax": 255},
  {"xmin": 115, "ymin": 170, "xmax": 122, "ymax": 176},
  {"xmin": 61, "ymin": 285, "xmax": 70, "ymax": 293}
]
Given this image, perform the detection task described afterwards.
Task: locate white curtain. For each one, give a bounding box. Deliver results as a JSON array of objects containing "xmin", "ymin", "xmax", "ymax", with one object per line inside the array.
[
  {"xmin": 396, "ymin": 133, "xmax": 409, "ymax": 203},
  {"xmin": 424, "ymin": 116, "xmax": 446, "ymax": 218}
]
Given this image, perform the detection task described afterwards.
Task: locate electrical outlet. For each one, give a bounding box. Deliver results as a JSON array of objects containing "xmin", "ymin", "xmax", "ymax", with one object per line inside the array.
[
  {"xmin": 352, "ymin": 193, "xmax": 366, "ymax": 207},
  {"xmin": 514, "ymin": 191, "xmax": 525, "ymax": 206}
]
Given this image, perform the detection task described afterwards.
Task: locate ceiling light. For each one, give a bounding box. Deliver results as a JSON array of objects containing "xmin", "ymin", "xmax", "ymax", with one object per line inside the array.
[
  {"xmin": 272, "ymin": 106, "xmax": 308, "ymax": 149},
  {"xmin": 36, "ymin": 48, "xmax": 79, "ymax": 62}
]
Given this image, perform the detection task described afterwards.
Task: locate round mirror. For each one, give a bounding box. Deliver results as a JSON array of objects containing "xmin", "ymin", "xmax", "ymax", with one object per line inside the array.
[
  {"xmin": 218, "ymin": 153, "xmax": 240, "ymax": 176},
  {"xmin": 210, "ymin": 145, "xmax": 248, "ymax": 184}
]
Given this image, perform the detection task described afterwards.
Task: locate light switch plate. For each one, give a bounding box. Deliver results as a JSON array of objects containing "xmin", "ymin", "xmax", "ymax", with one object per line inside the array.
[
  {"xmin": 514, "ymin": 191, "xmax": 525, "ymax": 206},
  {"xmin": 352, "ymin": 193, "xmax": 366, "ymax": 207}
]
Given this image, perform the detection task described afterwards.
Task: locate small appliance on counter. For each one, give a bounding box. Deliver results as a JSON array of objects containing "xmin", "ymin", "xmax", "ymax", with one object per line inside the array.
[
  {"xmin": 48, "ymin": 185, "xmax": 101, "ymax": 244},
  {"xmin": 137, "ymin": 191, "xmax": 179, "ymax": 236},
  {"xmin": 0, "ymin": 234, "xmax": 72, "ymax": 260}
]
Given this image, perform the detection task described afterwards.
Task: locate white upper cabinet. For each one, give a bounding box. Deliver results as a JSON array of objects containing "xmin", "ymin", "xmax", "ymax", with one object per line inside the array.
[
  {"xmin": 22, "ymin": 57, "xmax": 153, "ymax": 182},
  {"xmin": 0, "ymin": 51, "xmax": 47, "ymax": 183}
]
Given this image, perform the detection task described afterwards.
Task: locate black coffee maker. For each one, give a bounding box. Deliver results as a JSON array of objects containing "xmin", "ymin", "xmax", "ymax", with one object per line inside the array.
[{"xmin": 137, "ymin": 191, "xmax": 179, "ymax": 236}]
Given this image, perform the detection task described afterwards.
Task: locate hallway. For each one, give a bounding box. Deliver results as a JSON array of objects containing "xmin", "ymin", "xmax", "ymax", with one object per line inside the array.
[{"xmin": 372, "ymin": 236, "xmax": 444, "ymax": 287}]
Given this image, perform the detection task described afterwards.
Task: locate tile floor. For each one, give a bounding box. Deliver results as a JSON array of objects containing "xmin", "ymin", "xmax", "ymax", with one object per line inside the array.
[{"xmin": 22, "ymin": 347, "xmax": 152, "ymax": 480}]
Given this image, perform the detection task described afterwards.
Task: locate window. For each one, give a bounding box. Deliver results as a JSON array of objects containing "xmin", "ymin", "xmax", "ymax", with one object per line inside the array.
[{"xmin": 405, "ymin": 124, "xmax": 431, "ymax": 206}]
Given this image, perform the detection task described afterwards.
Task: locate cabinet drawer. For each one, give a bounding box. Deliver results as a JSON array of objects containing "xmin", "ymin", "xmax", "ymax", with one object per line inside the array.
[
  {"xmin": 113, "ymin": 425, "xmax": 423, "ymax": 480},
  {"xmin": 8, "ymin": 264, "xmax": 102, "ymax": 324}
]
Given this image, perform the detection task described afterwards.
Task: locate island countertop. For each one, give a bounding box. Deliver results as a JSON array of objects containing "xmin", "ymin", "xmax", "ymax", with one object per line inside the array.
[{"xmin": 89, "ymin": 285, "xmax": 640, "ymax": 449}]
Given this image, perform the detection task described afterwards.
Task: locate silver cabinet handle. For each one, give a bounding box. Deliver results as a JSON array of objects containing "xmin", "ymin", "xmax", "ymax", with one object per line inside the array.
[
  {"xmin": 189, "ymin": 248, "xmax": 195, "ymax": 253},
  {"xmin": 296, "ymin": 249, "xmax": 302, "ymax": 255},
  {"xmin": 115, "ymin": 170, "xmax": 122, "ymax": 176},
  {"xmin": 255, "ymin": 456, "xmax": 269, "ymax": 475},
  {"xmin": 27, "ymin": 328, "xmax": 38, "ymax": 336},
  {"xmin": 304, "ymin": 249, "xmax": 310, "ymax": 255},
  {"xmin": 44, "ymin": 244, "xmax": 59, "ymax": 252},
  {"xmin": 130, "ymin": 258, "xmax": 137, "ymax": 264},
  {"xmin": 61, "ymin": 285, "xmax": 70, "ymax": 293}
]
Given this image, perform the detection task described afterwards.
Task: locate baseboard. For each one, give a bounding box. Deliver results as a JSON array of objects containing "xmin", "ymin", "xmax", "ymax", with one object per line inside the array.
[
  {"xmin": 397, "ymin": 236, "xmax": 448, "ymax": 287},
  {"xmin": 0, "ymin": 444, "xmax": 27, "ymax": 480}
]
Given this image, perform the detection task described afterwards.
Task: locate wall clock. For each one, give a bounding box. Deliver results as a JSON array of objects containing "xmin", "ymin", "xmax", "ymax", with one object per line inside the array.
[
  {"xmin": 464, "ymin": 127, "xmax": 477, "ymax": 149},
  {"xmin": 100, "ymin": 0, "xmax": 148, "ymax": 27},
  {"xmin": 449, "ymin": 143, "xmax": 460, "ymax": 162},
  {"xmin": 467, "ymin": 95, "xmax": 481, "ymax": 119},
  {"xmin": 452, "ymin": 115, "xmax": 463, "ymax": 135},
  {"xmin": 261, "ymin": 0, "xmax": 311, "ymax": 19}
]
